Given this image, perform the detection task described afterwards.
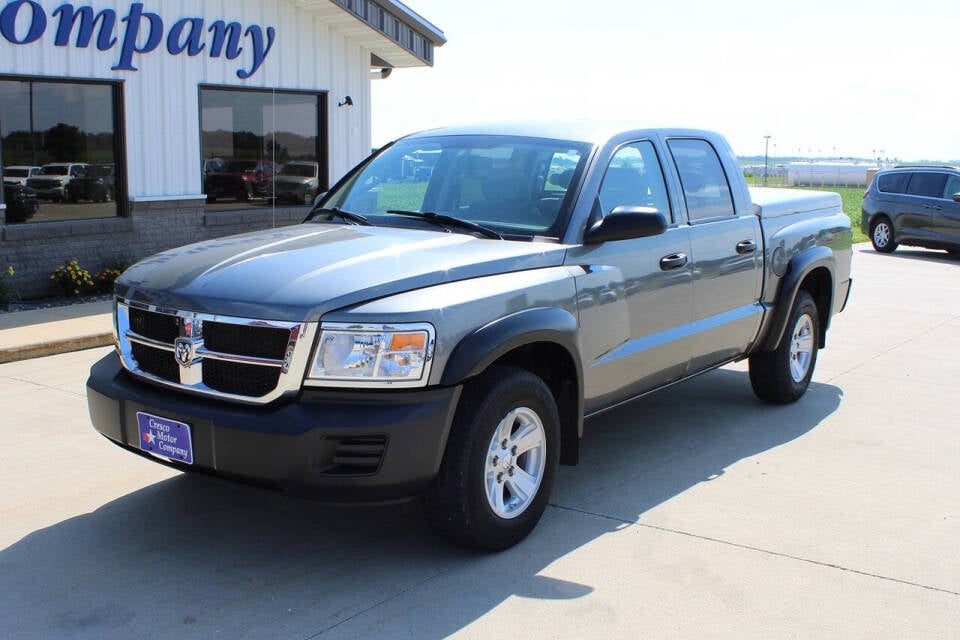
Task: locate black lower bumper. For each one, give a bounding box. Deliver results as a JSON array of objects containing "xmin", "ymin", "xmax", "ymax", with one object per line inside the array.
[{"xmin": 86, "ymin": 354, "xmax": 461, "ymax": 501}]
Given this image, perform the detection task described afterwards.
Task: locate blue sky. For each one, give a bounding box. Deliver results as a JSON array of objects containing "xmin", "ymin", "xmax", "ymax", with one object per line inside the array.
[{"xmin": 372, "ymin": 0, "xmax": 959, "ymax": 162}]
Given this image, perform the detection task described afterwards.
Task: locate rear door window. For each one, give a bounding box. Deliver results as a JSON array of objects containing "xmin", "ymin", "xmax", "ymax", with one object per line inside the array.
[
  {"xmin": 667, "ymin": 138, "xmax": 735, "ymax": 222},
  {"xmin": 906, "ymin": 172, "xmax": 948, "ymax": 199}
]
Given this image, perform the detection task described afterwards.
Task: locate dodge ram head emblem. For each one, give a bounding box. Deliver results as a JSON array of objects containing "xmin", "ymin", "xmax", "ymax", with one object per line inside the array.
[{"xmin": 175, "ymin": 338, "xmax": 196, "ymax": 367}]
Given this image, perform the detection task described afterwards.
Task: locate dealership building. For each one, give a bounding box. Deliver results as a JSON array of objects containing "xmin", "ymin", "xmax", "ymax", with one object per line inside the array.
[{"xmin": 0, "ymin": 0, "xmax": 444, "ymax": 298}]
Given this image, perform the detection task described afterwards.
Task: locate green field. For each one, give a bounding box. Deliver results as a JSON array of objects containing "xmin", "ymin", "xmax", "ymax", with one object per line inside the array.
[{"xmin": 747, "ymin": 177, "xmax": 867, "ymax": 243}]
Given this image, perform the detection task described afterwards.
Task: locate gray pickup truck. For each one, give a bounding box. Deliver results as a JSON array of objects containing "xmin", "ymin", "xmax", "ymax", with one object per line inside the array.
[{"xmin": 87, "ymin": 124, "xmax": 852, "ymax": 550}]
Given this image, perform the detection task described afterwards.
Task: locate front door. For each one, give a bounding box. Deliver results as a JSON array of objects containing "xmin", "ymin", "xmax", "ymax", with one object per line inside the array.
[{"xmin": 568, "ymin": 140, "xmax": 694, "ymax": 413}]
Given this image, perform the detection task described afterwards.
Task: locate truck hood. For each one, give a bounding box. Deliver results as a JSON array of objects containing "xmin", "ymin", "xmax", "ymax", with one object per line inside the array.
[{"xmin": 117, "ymin": 223, "xmax": 568, "ymax": 321}]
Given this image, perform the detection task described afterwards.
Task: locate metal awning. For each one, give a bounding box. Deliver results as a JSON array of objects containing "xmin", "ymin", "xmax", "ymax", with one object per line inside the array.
[{"xmin": 288, "ymin": 0, "xmax": 446, "ymax": 67}]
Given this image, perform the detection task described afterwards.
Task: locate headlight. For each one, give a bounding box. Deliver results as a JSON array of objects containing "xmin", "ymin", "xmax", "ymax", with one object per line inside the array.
[{"xmin": 306, "ymin": 322, "xmax": 435, "ymax": 388}]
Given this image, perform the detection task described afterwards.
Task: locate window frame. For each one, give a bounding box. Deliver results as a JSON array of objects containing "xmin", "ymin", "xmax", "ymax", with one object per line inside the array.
[
  {"xmin": 0, "ymin": 73, "xmax": 126, "ymax": 223},
  {"xmin": 197, "ymin": 84, "xmax": 328, "ymax": 210}
]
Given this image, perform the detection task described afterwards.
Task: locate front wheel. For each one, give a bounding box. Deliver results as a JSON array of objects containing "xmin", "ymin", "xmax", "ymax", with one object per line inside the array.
[
  {"xmin": 421, "ymin": 366, "xmax": 560, "ymax": 550},
  {"xmin": 870, "ymin": 217, "xmax": 898, "ymax": 253},
  {"xmin": 749, "ymin": 291, "xmax": 819, "ymax": 404}
]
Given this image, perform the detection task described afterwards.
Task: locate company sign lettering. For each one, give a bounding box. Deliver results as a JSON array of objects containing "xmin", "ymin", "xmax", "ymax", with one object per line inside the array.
[{"xmin": 0, "ymin": 1, "xmax": 277, "ymax": 79}]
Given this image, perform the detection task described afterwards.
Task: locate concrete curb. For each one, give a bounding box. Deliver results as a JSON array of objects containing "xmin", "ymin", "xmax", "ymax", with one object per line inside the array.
[{"xmin": 0, "ymin": 332, "xmax": 114, "ymax": 364}]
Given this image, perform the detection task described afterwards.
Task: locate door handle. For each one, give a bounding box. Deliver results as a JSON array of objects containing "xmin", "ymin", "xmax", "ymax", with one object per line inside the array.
[
  {"xmin": 659, "ymin": 253, "xmax": 688, "ymax": 271},
  {"xmin": 736, "ymin": 239, "xmax": 757, "ymax": 254},
  {"xmin": 925, "ymin": 204, "xmax": 943, "ymax": 211}
]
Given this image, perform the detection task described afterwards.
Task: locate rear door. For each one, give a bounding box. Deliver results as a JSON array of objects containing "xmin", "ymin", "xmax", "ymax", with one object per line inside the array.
[
  {"xmin": 666, "ymin": 138, "xmax": 763, "ymax": 371},
  {"xmin": 899, "ymin": 171, "xmax": 946, "ymax": 242},
  {"xmin": 933, "ymin": 173, "xmax": 960, "ymax": 248}
]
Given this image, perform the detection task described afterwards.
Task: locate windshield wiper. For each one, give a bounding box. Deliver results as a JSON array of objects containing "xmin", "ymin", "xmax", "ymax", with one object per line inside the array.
[
  {"xmin": 386, "ymin": 210, "xmax": 502, "ymax": 240},
  {"xmin": 305, "ymin": 207, "xmax": 372, "ymax": 226}
]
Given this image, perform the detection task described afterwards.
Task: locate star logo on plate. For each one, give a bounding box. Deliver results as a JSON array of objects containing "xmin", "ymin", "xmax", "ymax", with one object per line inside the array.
[{"xmin": 142, "ymin": 431, "xmax": 156, "ymax": 445}]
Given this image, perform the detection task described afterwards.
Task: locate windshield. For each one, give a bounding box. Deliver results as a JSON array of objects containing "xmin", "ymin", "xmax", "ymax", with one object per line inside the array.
[
  {"xmin": 40, "ymin": 165, "xmax": 69, "ymax": 176},
  {"xmin": 323, "ymin": 135, "xmax": 591, "ymax": 239},
  {"xmin": 280, "ymin": 163, "xmax": 317, "ymax": 177},
  {"xmin": 5, "ymin": 168, "xmax": 28, "ymax": 177}
]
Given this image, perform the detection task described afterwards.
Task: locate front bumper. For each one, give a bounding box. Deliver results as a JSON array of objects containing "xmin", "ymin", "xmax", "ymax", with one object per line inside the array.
[
  {"xmin": 31, "ymin": 185, "xmax": 65, "ymax": 200},
  {"xmin": 86, "ymin": 353, "xmax": 462, "ymax": 501}
]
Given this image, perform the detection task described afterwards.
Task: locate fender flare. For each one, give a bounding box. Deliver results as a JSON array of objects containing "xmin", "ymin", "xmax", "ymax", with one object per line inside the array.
[
  {"xmin": 440, "ymin": 307, "xmax": 584, "ymax": 464},
  {"xmin": 760, "ymin": 246, "xmax": 836, "ymax": 352}
]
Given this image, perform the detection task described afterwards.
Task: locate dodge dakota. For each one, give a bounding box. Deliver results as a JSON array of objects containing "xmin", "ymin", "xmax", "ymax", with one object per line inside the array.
[{"xmin": 87, "ymin": 124, "xmax": 852, "ymax": 549}]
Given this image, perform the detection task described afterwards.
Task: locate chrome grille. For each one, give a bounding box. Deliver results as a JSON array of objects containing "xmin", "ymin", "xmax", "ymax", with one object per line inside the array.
[{"xmin": 116, "ymin": 300, "xmax": 316, "ymax": 404}]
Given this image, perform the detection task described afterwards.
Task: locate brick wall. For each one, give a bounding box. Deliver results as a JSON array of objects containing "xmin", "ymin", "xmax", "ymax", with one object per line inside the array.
[{"xmin": 0, "ymin": 199, "xmax": 306, "ymax": 299}]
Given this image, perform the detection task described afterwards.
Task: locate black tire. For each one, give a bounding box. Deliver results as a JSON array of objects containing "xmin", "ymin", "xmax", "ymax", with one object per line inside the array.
[
  {"xmin": 870, "ymin": 217, "xmax": 897, "ymax": 253},
  {"xmin": 749, "ymin": 290, "xmax": 819, "ymax": 404},
  {"xmin": 421, "ymin": 366, "xmax": 560, "ymax": 550}
]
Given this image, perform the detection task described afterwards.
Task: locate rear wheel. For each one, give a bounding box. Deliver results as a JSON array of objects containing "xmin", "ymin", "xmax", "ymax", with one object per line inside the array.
[
  {"xmin": 421, "ymin": 366, "xmax": 560, "ymax": 550},
  {"xmin": 870, "ymin": 217, "xmax": 897, "ymax": 253},
  {"xmin": 749, "ymin": 291, "xmax": 819, "ymax": 404}
]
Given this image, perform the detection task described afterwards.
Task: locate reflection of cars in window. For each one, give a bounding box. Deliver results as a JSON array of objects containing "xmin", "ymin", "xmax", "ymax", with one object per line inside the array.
[
  {"xmin": 3, "ymin": 165, "xmax": 41, "ymax": 186},
  {"xmin": 269, "ymin": 161, "xmax": 320, "ymax": 205},
  {"xmin": 3, "ymin": 181, "xmax": 40, "ymax": 223},
  {"xmin": 861, "ymin": 166, "xmax": 960, "ymax": 254},
  {"xmin": 25, "ymin": 162, "xmax": 88, "ymax": 202},
  {"xmin": 64, "ymin": 163, "xmax": 116, "ymax": 203},
  {"xmin": 204, "ymin": 159, "xmax": 277, "ymax": 202}
]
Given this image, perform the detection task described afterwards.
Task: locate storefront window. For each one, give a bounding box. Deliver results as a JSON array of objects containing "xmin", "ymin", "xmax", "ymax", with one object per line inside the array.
[
  {"xmin": 0, "ymin": 78, "xmax": 121, "ymax": 224},
  {"xmin": 200, "ymin": 88, "xmax": 326, "ymax": 210}
]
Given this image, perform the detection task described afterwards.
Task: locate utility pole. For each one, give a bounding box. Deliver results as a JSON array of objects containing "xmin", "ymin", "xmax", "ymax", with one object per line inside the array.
[{"xmin": 763, "ymin": 135, "xmax": 771, "ymax": 186}]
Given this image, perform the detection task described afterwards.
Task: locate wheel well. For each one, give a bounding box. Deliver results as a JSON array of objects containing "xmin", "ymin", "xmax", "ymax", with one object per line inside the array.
[
  {"xmin": 493, "ymin": 342, "xmax": 580, "ymax": 466},
  {"xmin": 799, "ymin": 268, "xmax": 832, "ymax": 348}
]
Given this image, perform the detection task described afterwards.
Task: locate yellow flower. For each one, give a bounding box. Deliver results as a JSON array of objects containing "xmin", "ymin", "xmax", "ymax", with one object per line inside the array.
[{"xmin": 6, "ymin": 266, "xmax": 13, "ymax": 276}]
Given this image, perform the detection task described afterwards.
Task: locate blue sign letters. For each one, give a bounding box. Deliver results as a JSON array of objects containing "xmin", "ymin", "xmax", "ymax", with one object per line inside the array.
[{"xmin": 0, "ymin": 1, "xmax": 276, "ymax": 79}]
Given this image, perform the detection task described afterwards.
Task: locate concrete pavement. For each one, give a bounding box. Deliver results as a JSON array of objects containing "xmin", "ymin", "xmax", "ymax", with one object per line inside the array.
[{"xmin": 0, "ymin": 244, "xmax": 958, "ymax": 639}]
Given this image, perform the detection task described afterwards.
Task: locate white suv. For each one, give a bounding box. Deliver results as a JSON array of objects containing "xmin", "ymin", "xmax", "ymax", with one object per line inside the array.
[
  {"xmin": 3, "ymin": 165, "xmax": 41, "ymax": 186},
  {"xmin": 25, "ymin": 163, "xmax": 88, "ymax": 201}
]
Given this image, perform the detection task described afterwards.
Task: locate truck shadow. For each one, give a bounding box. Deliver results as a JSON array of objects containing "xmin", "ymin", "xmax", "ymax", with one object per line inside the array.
[{"xmin": 0, "ymin": 368, "xmax": 841, "ymax": 639}]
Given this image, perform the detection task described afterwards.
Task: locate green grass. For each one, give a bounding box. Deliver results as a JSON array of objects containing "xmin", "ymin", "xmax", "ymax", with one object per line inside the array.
[{"xmin": 747, "ymin": 177, "xmax": 867, "ymax": 243}]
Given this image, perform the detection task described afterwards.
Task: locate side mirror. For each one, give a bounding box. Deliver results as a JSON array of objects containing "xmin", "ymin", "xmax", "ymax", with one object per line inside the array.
[
  {"xmin": 584, "ymin": 206, "xmax": 668, "ymax": 244},
  {"xmin": 952, "ymin": 192, "xmax": 960, "ymax": 203}
]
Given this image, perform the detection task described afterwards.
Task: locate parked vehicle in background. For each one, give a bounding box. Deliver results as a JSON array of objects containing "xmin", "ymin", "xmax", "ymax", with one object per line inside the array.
[
  {"xmin": 861, "ymin": 165, "xmax": 960, "ymax": 254},
  {"xmin": 203, "ymin": 157, "xmax": 226, "ymax": 175},
  {"xmin": 3, "ymin": 165, "xmax": 41, "ymax": 186},
  {"xmin": 65, "ymin": 163, "xmax": 116, "ymax": 203},
  {"xmin": 2, "ymin": 181, "xmax": 40, "ymax": 222},
  {"xmin": 270, "ymin": 161, "xmax": 320, "ymax": 204},
  {"xmin": 204, "ymin": 159, "xmax": 277, "ymax": 202},
  {"xmin": 87, "ymin": 125, "xmax": 852, "ymax": 551},
  {"xmin": 26, "ymin": 162, "xmax": 88, "ymax": 202}
]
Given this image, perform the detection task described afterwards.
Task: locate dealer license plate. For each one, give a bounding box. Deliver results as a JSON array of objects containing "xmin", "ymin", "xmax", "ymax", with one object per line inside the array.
[{"xmin": 136, "ymin": 412, "xmax": 194, "ymax": 465}]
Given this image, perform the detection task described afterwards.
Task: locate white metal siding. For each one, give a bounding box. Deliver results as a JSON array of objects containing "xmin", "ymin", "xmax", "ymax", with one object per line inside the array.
[{"xmin": 0, "ymin": 0, "xmax": 373, "ymax": 197}]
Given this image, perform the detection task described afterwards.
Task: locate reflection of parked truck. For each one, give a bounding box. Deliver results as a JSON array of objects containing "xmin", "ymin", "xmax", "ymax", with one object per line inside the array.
[
  {"xmin": 26, "ymin": 162, "xmax": 87, "ymax": 201},
  {"xmin": 87, "ymin": 125, "xmax": 852, "ymax": 550}
]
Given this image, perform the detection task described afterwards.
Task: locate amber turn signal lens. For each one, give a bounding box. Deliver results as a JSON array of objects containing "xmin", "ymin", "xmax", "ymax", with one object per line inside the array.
[{"xmin": 389, "ymin": 333, "xmax": 426, "ymax": 351}]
